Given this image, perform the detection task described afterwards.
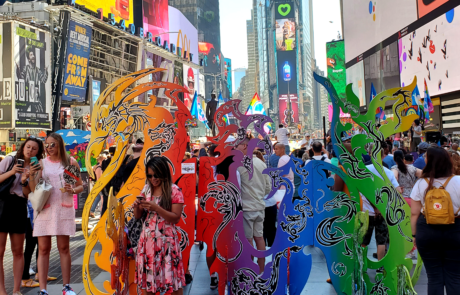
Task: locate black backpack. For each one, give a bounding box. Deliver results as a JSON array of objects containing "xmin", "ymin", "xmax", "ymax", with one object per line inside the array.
[{"xmin": 109, "ymin": 155, "xmax": 133, "ymax": 194}]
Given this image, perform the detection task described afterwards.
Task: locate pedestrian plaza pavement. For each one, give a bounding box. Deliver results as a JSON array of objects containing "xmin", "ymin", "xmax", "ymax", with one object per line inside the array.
[{"xmin": 4, "ymin": 221, "xmax": 430, "ymax": 295}]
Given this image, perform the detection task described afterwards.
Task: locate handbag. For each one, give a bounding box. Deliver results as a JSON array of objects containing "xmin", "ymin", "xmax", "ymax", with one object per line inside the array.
[
  {"xmin": 0, "ymin": 156, "xmax": 17, "ymax": 218},
  {"xmin": 126, "ymin": 211, "xmax": 146, "ymax": 256},
  {"xmin": 29, "ymin": 178, "xmax": 53, "ymax": 217}
]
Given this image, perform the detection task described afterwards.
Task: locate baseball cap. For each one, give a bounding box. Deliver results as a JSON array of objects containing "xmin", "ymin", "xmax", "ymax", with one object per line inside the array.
[
  {"xmin": 305, "ymin": 133, "xmax": 310, "ymax": 137},
  {"xmin": 418, "ymin": 142, "xmax": 430, "ymax": 150}
]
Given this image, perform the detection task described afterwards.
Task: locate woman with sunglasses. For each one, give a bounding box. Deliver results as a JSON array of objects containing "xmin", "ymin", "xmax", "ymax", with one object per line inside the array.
[
  {"xmin": 133, "ymin": 157, "xmax": 185, "ymax": 295},
  {"xmin": 29, "ymin": 133, "xmax": 83, "ymax": 295},
  {"xmin": 0, "ymin": 137, "xmax": 43, "ymax": 295}
]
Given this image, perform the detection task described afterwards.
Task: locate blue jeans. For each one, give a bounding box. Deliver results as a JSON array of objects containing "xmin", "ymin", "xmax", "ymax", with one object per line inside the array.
[
  {"xmin": 90, "ymin": 194, "xmax": 101, "ymax": 213},
  {"xmin": 285, "ymin": 144, "xmax": 291, "ymax": 155}
]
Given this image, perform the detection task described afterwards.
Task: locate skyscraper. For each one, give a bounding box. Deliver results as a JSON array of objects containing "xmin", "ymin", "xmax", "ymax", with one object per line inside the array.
[
  {"xmin": 169, "ymin": 0, "xmax": 224, "ymax": 100},
  {"xmin": 233, "ymin": 68, "xmax": 247, "ymax": 95},
  {"xmin": 245, "ymin": 6, "xmax": 258, "ymax": 113}
]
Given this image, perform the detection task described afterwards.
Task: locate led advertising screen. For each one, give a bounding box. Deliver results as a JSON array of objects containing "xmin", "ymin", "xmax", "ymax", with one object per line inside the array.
[
  {"xmin": 279, "ymin": 94, "xmax": 299, "ymax": 124},
  {"xmin": 418, "ymin": 0, "xmax": 450, "ymax": 18},
  {"xmin": 199, "ymin": 42, "xmax": 222, "ymax": 73},
  {"xmin": 346, "ymin": 61, "xmax": 366, "ymax": 106},
  {"xmin": 326, "ymin": 40, "xmax": 346, "ymax": 102},
  {"xmin": 275, "ymin": 18, "xmax": 296, "ymax": 51},
  {"xmin": 183, "ymin": 64, "xmax": 198, "ymax": 110},
  {"xmin": 277, "ymin": 50, "xmax": 297, "ymax": 95},
  {"xmin": 343, "ymin": 0, "xmax": 417, "ymax": 63},
  {"xmin": 399, "ymin": 7, "xmax": 460, "ymax": 98},
  {"xmin": 14, "ymin": 23, "xmax": 52, "ymax": 129},
  {"xmin": 145, "ymin": 52, "xmax": 173, "ymax": 106},
  {"xmin": 168, "ymin": 6, "xmax": 199, "ymax": 64},
  {"xmin": 62, "ymin": 20, "xmax": 92, "ymax": 104},
  {"xmin": 75, "ymin": 0, "xmax": 134, "ymax": 26},
  {"xmin": 364, "ymin": 41, "xmax": 400, "ymax": 104},
  {"xmin": 143, "ymin": 0, "xmax": 169, "ymax": 42},
  {"xmin": 224, "ymin": 58, "xmax": 232, "ymax": 98}
]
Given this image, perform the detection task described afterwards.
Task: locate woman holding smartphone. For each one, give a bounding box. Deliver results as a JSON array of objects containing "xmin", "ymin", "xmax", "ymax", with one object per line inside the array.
[
  {"xmin": 133, "ymin": 157, "xmax": 185, "ymax": 295},
  {"xmin": 0, "ymin": 137, "xmax": 43, "ymax": 295},
  {"xmin": 29, "ymin": 133, "xmax": 83, "ymax": 295}
]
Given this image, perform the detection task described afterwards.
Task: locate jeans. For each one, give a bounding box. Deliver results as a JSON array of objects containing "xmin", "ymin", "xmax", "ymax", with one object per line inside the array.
[
  {"xmin": 22, "ymin": 219, "xmax": 38, "ymax": 280},
  {"xmin": 263, "ymin": 205, "xmax": 277, "ymax": 247},
  {"xmin": 416, "ymin": 215, "xmax": 460, "ymax": 295},
  {"xmin": 90, "ymin": 194, "xmax": 102, "ymax": 213},
  {"xmin": 284, "ymin": 145, "xmax": 291, "ymax": 155}
]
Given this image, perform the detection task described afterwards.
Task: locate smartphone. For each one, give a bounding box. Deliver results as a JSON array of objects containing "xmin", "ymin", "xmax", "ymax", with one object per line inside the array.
[
  {"xmin": 30, "ymin": 157, "xmax": 39, "ymax": 167},
  {"xmin": 17, "ymin": 159, "xmax": 24, "ymax": 168},
  {"xmin": 136, "ymin": 196, "xmax": 145, "ymax": 201}
]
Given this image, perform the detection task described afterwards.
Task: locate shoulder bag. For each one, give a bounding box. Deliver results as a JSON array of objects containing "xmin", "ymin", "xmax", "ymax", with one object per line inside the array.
[
  {"xmin": 0, "ymin": 156, "xmax": 17, "ymax": 218},
  {"xmin": 29, "ymin": 178, "xmax": 53, "ymax": 218}
]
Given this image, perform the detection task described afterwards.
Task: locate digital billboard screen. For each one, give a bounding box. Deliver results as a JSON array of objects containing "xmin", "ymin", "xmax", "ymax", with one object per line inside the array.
[
  {"xmin": 279, "ymin": 94, "xmax": 299, "ymax": 124},
  {"xmin": 346, "ymin": 61, "xmax": 366, "ymax": 107},
  {"xmin": 183, "ymin": 64, "xmax": 198, "ymax": 110},
  {"xmin": 168, "ymin": 6, "xmax": 199, "ymax": 64},
  {"xmin": 399, "ymin": 6, "xmax": 460, "ymax": 98},
  {"xmin": 275, "ymin": 18, "xmax": 296, "ymax": 51},
  {"xmin": 76, "ymin": 0, "xmax": 134, "ymax": 26},
  {"xmin": 277, "ymin": 50, "xmax": 297, "ymax": 95},
  {"xmin": 364, "ymin": 40, "xmax": 400, "ymax": 105},
  {"xmin": 224, "ymin": 58, "xmax": 232, "ymax": 98},
  {"xmin": 326, "ymin": 40, "xmax": 346, "ymax": 102},
  {"xmin": 343, "ymin": 0, "xmax": 417, "ymax": 63},
  {"xmin": 142, "ymin": 0, "xmax": 169, "ymax": 43}
]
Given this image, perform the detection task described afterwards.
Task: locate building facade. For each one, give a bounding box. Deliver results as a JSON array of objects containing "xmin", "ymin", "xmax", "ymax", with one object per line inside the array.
[{"xmin": 244, "ymin": 7, "xmax": 258, "ymax": 113}]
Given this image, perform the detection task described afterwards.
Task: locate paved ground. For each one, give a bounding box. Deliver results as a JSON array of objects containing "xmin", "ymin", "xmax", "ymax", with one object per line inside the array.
[{"xmin": 4, "ymin": 219, "xmax": 430, "ymax": 295}]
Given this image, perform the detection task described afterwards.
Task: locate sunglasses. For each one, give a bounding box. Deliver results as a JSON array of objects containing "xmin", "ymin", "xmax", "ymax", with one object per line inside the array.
[
  {"xmin": 45, "ymin": 142, "xmax": 56, "ymax": 149},
  {"xmin": 147, "ymin": 174, "xmax": 159, "ymax": 179}
]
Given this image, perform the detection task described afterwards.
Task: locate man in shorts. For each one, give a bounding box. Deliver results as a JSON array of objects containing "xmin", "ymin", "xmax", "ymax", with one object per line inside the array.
[{"xmin": 236, "ymin": 137, "xmax": 271, "ymax": 274}]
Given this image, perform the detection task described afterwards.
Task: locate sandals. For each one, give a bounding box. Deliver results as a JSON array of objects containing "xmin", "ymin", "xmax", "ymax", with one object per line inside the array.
[
  {"xmin": 34, "ymin": 274, "xmax": 57, "ymax": 281},
  {"xmin": 21, "ymin": 279, "xmax": 40, "ymax": 288}
]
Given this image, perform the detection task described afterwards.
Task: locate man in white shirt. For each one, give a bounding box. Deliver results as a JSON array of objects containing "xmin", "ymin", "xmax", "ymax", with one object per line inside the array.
[
  {"xmin": 275, "ymin": 124, "xmax": 291, "ymax": 155},
  {"xmin": 299, "ymin": 133, "xmax": 312, "ymax": 150},
  {"xmin": 235, "ymin": 137, "xmax": 271, "ymax": 274},
  {"xmin": 274, "ymin": 143, "xmax": 294, "ymax": 190},
  {"xmin": 361, "ymin": 163, "xmax": 402, "ymax": 262},
  {"xmin": 304, "ymin": 142, "xmax": 331, "ymax": 165}
]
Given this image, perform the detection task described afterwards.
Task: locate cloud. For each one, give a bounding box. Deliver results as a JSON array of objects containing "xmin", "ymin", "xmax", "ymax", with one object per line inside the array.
[
  {"xmin": 66, "ymin": 131, "xmax": 77, "ymax": 137},
  {"xmin": 83, "ymin": 134, "xmax": 91, "ymax": 140}
]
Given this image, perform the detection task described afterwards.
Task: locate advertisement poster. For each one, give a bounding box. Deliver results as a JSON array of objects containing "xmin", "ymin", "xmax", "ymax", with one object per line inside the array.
[
  {"xmin": 275, "ymin": 18, "xmax": 296, "ymax": 51},
  {"xmin": 142, "ymin": 0, "xmax": 169, "ymax": 42},
  {"xmin": 145, "ymin": 52, "xmax": 173, "ymax": 106},
  {"xmin": 62, "ymin": 20, "xmax": 92, "ymax": 104},
  {"xmin": 277, "ymin": 50, "xmax": 297, "ymax": 95},
  {"xmin": 14, "ymin": 23, "xmax": 51, "ymax": 129},
  {"xmin": 279, "ymin": 94, "xmax": 299, "ymax": 125},
  {"xmin": 224, "ymin": 58, "xmax": 232, "ymax": 98},
  {"xmin": 183, "ymin": 65, "xmax": 197, "ymax": 110},
  {"xmin": 326, "ymin": 40, "xmax": 346, "ymax": 102},
  {"xmin": 198, "ymin": 72, "xmax": 205, "ymax": 97},
  {"xmin": 418, "ymin": 0, "xmax": 449, "ymax": 18},
  {"xmin": 75, "ymin": 0, "xmax": 134, "ymax": 26},
  {"xmin": 399, "ymin": 7, "xmax": 460, "ymax": 98},
  {"xmin": 346, "ymin": 61, "xmax": 366, "ymax": 106},
  {"xmin": 168, "ymin": 6, "xmax": 199, "ymax": 64},
  {"xmin": 0, "ymin": 22, "xmax": 13, "ymax": 129},
  {"xmin": 173, "ymin": 60, "xmax": 184, "ymax": 103},
  {"xmin": 92, "ymin": 80, "xmax": 101, "ymax": 106},
  {"xmin": 343, "ymin": 0, "xmax": 417, "ymax": 62}
]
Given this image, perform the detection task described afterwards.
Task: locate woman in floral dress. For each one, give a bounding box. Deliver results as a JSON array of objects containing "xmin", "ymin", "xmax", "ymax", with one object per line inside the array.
[{"xmin": 133, "ymin": 157, "xmax": 185, "ymax": 295}]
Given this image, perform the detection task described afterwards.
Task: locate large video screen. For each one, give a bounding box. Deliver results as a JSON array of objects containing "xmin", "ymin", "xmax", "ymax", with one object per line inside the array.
[
  {"xmin": 275, "ymin": 18, "xmax": 296, "ymax": 51},
  {"xmin": 142, "ymin": 0, "xmax": 169, "ymax": 42},
  {"xmin": 277, "ymin": 50, "xmax": 297, "ymax": 95},
  {"xmin": 399, "ymin": 6, "xmax": 460, "ymax": 98},
  {"xmin": 168, "ymin": 6, "xmax": 199, "ymax": 64},
  {"xmin": 76, "ymin": 0, "xmax": 134, "ymax": 26},
  {"xmin": 343, "ymin": 0, "xmax": 417, "ymax": 63},
  {"xmin": 364, "ymin": 40, "xmax": 400, "ymax": 104},
  {"xmin": 346, "ymin": 61, "xmax": 366, "ymax": 107},
  {"xmin": 326, "ymin": 40, "xmax": 346, "ymax": 101},
  {"xmin": 279, "ymin": 94, "xmax": 299, "ymax": 124}
]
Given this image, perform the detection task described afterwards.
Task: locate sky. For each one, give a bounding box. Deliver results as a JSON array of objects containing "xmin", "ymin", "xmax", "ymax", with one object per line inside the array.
[{"xmin": 220, "ymin": 0, "xmax": 342, "ymax": 75}]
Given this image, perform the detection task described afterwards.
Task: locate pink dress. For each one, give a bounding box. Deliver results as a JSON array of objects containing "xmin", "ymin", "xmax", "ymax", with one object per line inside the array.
[
  {"xmin": 33, "ymin": 157, "xmax": 77, "ymax": 237},
  {"xmin": 135, "ymin": 184, "xmax": 185, "ymax": 293}
]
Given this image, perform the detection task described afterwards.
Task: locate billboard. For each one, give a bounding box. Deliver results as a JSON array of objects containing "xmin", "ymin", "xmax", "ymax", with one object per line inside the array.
[
  {"xmin": 76, "ymin": 0, "xmax": 134, "ymax": 26},
  {"xmin": 275, "ymin": 18, "xmax": 296, "ymax": 51},
  {"xmin": 399, "ymin": 6, "xmax": 460, "ymax": 98},
  {"xmin": 418, "ymin": 0, "xmax": 450, "ymax": 18},
  {"xmin": 224, "ymin": 58, "xmax": 232, "ymax": 98},
  {"xmin": 199, "ymin": 42, "xmax": 221, "ymax": 73},
  {"xmin": 279, "ymin": 94, "xmax": 299, "ymax": 124},
  {"xmin": 145, "ymin": 51, "xmax": 173, "ymax": 106},
  {"xmin": 14, "ymin": 23, "xmax": 52, "ymax": 129},
  {"xmin": 143, "ymin": 0, "xmax": 169, "ymax": 42},
  {"xmin": 343, "ymin": 0, "xmax": 417, "ymax": 62},
  {"xmin": 62, "ymin": 20, "xmax": 92, "ymax": 104},
  {"xmin": 277, "ymin": 50, "xmax": 297, "ymax": 95},
  {"xmin": 0, "ymin": 23, "xmax": 13, "ymax": 129},
  {"xmin": 183, "ymin": 64, "xmax": 198, "ymax": 109},
  {"xmin": 168, "ymin": 6, "xmax": 199, "ymax": 64},
  {"xmin": 326, "ymin": 40, "xmax": 346, "ymax": 101},
  {"xmin": 346, "ymin": 61, "xmax": 366, "ymax": 106},
  {"xmin": 364, "ymin": 41, "xmax": 400, "ymax": 104}
]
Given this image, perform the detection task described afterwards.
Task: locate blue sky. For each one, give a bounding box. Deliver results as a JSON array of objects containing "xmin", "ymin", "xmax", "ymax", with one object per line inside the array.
[{"xmin": 220, "ymin": 0, "xmax": 342, "ymax": 76}]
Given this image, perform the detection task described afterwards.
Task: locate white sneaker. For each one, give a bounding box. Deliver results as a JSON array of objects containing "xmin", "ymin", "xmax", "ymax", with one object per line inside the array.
[
  {"xmin": 62, "ymin": 285, "xmax": 76, "ymax": 295},
  {"xmin": 29, "ymin": 268, "xmax": 35, "ymax": 275}
]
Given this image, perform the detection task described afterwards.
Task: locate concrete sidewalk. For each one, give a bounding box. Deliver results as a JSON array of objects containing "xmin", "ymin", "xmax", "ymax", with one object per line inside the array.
[{"xmin": 4, "ymin": 222, "xmax": 429, "ymax": 295}]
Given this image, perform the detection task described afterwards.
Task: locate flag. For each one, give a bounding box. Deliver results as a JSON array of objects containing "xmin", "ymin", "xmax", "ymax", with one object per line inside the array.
[
  {"xmin": 424, "ymin": 79, "xmax": 434, "ymax": 113},
  {"xmin": 404, "ymin": 85, "xmax": 421, "ymax": 116},
  {"xmin": 190, "ymin": 91, "xmax": 209, "ymax": 129},
  {"xmin": 245, "ymin": 93, "xmax": 272, "ymax": 133},
  {"xmin": 371, "ymin": 83, "xmax": 386, "ymax": 120},
  {"xmin": 218, "ymin": 92, "xmax": 229, "ymax": 125}
]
